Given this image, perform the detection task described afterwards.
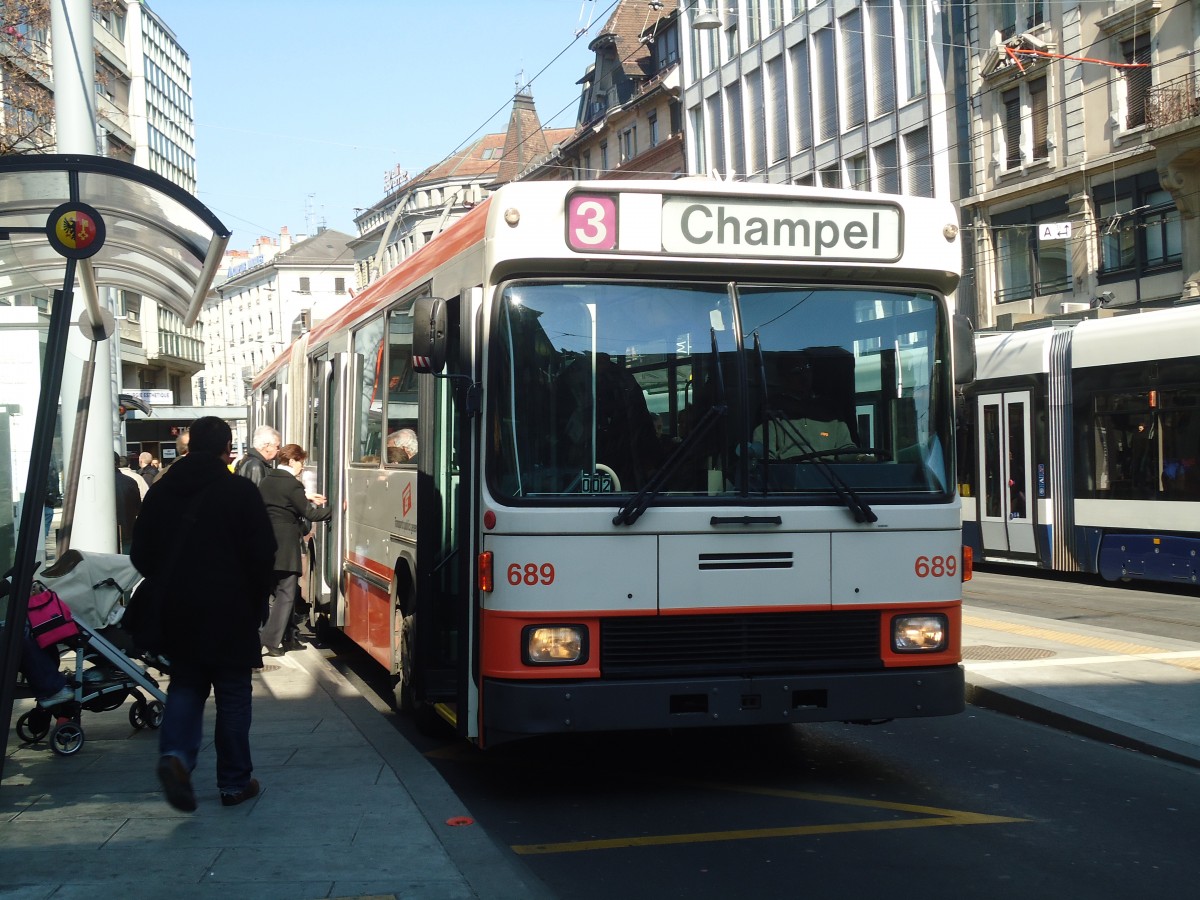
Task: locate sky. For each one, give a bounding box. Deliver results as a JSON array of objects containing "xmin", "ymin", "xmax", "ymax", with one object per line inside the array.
[{"xmin": 148, "ymin": 0, "xmax": 617, "ymax": 247}]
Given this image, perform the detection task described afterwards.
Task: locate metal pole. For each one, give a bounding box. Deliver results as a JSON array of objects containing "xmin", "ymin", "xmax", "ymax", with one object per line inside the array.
[
  {"xmin": 0, "ymin": 285, "xmax": 77, "ymax": 786},
  {"xmin": 56, "ymin": 324, "xmax": 101, "ymax": 557},
  {"xmin": 53, "ymin": 0, "xmax": 117, "ymax": 553}
]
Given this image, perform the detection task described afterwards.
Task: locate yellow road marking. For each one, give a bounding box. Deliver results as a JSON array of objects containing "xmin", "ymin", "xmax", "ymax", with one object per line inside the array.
[
  {"xmin": 964, "ymin": 615, "xmax": 1200, "ymax": 673},
  {"xmin": 511, "ymin": 782, "xmax": 1028, "ymax": 855}
]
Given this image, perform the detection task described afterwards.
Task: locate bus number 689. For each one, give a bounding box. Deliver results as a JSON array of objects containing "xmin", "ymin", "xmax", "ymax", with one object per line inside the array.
[
  {"xmin": 507, "ymin": 563, "xmax": 556, "ymax": 586},
  {"xmin": 914, "ymin": 555, "xmax": 957, "ymax": 578}
]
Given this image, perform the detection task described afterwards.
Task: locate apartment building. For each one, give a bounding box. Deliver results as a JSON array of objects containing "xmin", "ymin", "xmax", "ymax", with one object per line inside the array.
[
  {"xmin": 200, "ymin": 229, "xmax": 355, "ymax": 421},
  {"xmin": 672, "ymin": 0, "xmax": 971, "ymax": 314},
  {"xmin": 352, "ymin": 92, "xmax": 573, "ymax": 289},
  {"xmin": 963, "ymin": 0, "xmax": 1198, "ymax": 329},
  {"xmin": 526, "ymin": 0, "xmax": 686, "ymax": 181}
]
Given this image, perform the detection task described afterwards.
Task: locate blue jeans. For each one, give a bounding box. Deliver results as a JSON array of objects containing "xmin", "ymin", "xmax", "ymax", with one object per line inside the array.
[{"xmin": 159, "ymin": 658, "xmax": 254, "ymax": 794}]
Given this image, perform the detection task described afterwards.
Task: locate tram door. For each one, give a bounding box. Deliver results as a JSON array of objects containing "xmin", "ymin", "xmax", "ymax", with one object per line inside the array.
[{"xmin": 976, "ymin": 391, "xmax": 1037, "ymax": 558}]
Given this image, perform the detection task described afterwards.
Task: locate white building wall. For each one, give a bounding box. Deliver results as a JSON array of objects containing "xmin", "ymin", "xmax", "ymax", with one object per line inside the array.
[
  {"xmin": 679, "ymin": 0, "xmax": 956, "ymax": 203},
  {"xmin": 126, "ymin": 1, "xmax": 196, "ymax": 192}
]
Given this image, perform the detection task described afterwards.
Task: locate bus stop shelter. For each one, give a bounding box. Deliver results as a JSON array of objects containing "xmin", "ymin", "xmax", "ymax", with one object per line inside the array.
[{"xmin": 0, "ymin": 155, "xmax": 230, "ymax": 781}]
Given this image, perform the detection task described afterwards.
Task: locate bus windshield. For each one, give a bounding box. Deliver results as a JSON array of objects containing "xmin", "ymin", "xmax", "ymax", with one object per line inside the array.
[{"xmin": 490, "ymin": 280, "xmax": 952, "ymax": 504}]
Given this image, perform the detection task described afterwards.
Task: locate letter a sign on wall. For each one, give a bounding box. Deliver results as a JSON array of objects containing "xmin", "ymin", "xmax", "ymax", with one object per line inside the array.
[{"xmin": 1038, "ymin": 222, "xmax": 1071, "ymax": 241}]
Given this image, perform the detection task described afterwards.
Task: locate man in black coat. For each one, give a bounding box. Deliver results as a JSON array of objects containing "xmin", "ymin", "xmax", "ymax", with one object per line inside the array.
[
  {"xmin": 131, "ymin": 416, "xmax": 276, "ymax": 812},
  {"xmin": 234, "ymin": 425, "xmax": 280, "ymax": 486}
]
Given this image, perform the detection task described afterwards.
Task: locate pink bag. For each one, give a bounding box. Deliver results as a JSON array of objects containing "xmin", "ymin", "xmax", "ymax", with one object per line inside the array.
[{"xmin": 27, "ymin": 590, "xmax": 79, "ymax": 649}]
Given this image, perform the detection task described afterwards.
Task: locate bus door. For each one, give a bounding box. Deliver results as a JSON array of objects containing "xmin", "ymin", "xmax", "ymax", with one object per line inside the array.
[
  {"xmin": 976, "ymin": 391, "xmax": 1036, "ymax": 558},
  {"xmin": 413, "ymin": 288, "xmax": 475, "ymax": 737},
  {"xmin": 325, "ymin": 352, "xmax": 352, "ymax": 627}
]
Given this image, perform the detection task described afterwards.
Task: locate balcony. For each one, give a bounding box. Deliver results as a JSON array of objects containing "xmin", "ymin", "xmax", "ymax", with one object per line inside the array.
[{"xmin": 1146, "ymin": 71, "xmax": 1200, "ymax": 131}]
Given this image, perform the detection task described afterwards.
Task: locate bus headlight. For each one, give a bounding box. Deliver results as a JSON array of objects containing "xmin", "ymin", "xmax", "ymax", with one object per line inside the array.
[
  {"xmin": 523, "ymin": 625, "xmax": 588, "ymax": 665},
  {"xmin": 891, "ymin": 614, "xmax": 948, "ymax": 653}
]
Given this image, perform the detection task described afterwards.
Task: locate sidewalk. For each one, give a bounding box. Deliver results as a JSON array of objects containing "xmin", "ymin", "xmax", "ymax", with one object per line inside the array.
[
  {"xmin": 962, "ymin": 603, "xmax": 1200, "ymax": 768},
  {"xmin": 1, "ymin": 647, "xmax": 552, "ymax": 900}
]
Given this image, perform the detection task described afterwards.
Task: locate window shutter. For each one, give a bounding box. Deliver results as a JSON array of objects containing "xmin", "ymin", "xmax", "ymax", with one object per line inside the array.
[
  {"xmin": 726, "ymin": 83, "xmax": 745, "ymax": 175},
  {"xmin": 768, "ymin": 55, "xmax": 788, "ymax": 163},
  {"xmin": 904, "ymin": 127, "xmax": 932, "ymax": 197},
  {"xmin": 747, "ymin": 68, "xmax": 766, "ymax": 175},
  {"xmin": 841, "ymin": 9, "xmax": 866, "ymax": 127},
  {"xmin": 875, "ymin": 140, "xmax": 899, "ymax": 194},
  {"xmin": 868, "ymin": 0, "xmax": 895, "ymax": 118},
  {"xmin": 1121, "ymin": 34, "xmax": 1151, "ymax": 129},
  {"xmin": 815, "ymin": 29, "xmax": 837, "ymax": 142},
  {"xmin": 1030, "ymin": 77, "xmax": 1048, "ymax": 160},
  {"xmin": 1003, "ymin": 88, "xmax": 1022, "ymax": 167},
  {"xmin": 790, "ymin": 41, "xmax": 812, "ymax": 150}
]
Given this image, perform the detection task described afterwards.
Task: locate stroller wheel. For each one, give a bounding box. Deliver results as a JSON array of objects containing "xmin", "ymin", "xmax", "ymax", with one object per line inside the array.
[
  {"xmin": 145, "ymin": 699, "xmax": 165, "ymax": 728},
  {"xmin": 129, "ymin": 697, "xmax": 165, "ymax": 729},
  {"xmin": 129, "ymin": 698, "xmax": 149, "ymax": 729},
  {"xmin": 49, "ymin": 720, "xmax": 85, "ymax": 756},
  {"xmin": 16, "ymin": 708, "xmax": 51, "ymax": 743}
]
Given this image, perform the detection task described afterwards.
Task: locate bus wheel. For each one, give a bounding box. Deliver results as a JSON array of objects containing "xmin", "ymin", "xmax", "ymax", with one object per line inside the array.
[
  {"xmin": 395, "ymin": 613, "xmax": 418, "ymax": 712},
  {"xmin": 395, "ymin": 614, "xmax": 441, "ymax": 734},
  {"xmin": 314, "ymin": 613, "xmax": 335, "ymax": 644}
]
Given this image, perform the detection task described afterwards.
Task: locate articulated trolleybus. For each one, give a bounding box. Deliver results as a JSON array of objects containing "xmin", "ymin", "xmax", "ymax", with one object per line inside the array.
[{"xmin": 252, "ymin": 179, "xmax": 975, "ymax": 746}]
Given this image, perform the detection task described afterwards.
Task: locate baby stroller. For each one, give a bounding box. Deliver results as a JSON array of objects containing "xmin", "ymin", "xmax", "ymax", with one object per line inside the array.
[{"xmin": 10, "ymin": 549, "xmax": 167, "ymax": 756}]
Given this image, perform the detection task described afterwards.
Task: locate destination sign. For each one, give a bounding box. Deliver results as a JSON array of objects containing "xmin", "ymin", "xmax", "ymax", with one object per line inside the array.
[{"xmin": 661, "ymin": 196, "xmax": 902, "ymax": 262}]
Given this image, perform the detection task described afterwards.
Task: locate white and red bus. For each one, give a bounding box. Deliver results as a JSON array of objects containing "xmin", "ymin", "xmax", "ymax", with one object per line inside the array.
[{"xmin": 251, "ymin": 178, "xmax": 974, "ymax": 746}]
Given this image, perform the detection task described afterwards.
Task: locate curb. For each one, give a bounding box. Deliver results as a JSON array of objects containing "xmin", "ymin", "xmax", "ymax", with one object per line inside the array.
[{"xmin": 964, "ymin": 673, "xmax": 1200, "ymax": 770}]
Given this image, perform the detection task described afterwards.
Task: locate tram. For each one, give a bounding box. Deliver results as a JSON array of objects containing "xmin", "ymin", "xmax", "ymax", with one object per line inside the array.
[{"xmin": 959, "ymin": 304, "xmax": 1200, "ymax": 587}]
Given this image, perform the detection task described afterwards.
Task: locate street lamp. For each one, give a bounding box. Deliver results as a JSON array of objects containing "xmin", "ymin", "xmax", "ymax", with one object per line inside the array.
[{"xmin": 692, "ymin": 1, "xmax": 721, "ymax": 29}]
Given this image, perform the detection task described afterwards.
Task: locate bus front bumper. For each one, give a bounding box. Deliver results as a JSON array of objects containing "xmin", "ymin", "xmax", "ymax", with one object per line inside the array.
[{"xmin": 482, "ymin": 666, "xmax": 964, "ymax": 742}]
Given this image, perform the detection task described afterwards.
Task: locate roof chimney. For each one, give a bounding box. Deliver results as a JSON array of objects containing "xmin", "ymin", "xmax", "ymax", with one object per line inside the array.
[{"xmin": 279, "ymin": 226, "xmax": 292, "ymax": 252}]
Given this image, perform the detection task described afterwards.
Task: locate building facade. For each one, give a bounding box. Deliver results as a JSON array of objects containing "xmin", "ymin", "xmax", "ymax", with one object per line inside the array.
[
  {"xmin": 199, "ymin": 229, "xmax": 356, "ymax": 441},
  {"xmin": 351, "ymin": 92, "xmax": 573, "ymax": 289},
  {"xmin": 526, "ymin": 0, "xmax": 686, "ymax": 182},
  {"xmin": 675, "ymin": 0, "xmax": 971, "ymax": 315},
  {"xmin": 963, "ymin": 0, "xmax": 1198, "ymax": 329}
]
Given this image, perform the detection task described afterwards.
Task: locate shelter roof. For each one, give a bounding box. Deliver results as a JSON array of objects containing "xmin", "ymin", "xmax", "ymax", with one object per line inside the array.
[{"xmin": 0, "ymin": 154, "xmax": 230, "ymax": 327}]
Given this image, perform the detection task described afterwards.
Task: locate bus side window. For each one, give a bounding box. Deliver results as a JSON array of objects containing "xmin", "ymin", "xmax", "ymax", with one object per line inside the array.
[
  {"xmin": 385, "ymin": 306, "xmax": 419, "ymax": 465},
  {"xmin": 353, "ymin": 315, "xmax": 387, "ymax": 464}
]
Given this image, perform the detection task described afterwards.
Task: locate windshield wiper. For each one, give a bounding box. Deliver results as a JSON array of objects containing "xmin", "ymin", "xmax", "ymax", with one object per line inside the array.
[
  {"xmin": 753, "ymin": 333, "xmax": 877, "ymax": 524},
  {"xmin": 613, "ymin": 328, "xmax": 727, "ymax": 527}
]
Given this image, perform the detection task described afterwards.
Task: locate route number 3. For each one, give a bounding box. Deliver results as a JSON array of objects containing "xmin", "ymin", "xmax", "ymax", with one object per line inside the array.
[
  {"xmin": 507, "ymin": 562, "xmax": 556, "ymax": 586},
  {"xmin": 567, "ymin": 194, "xmax": 617, "ymax": 251},
  {"xmin": 914, "ymin": 555, "xmax": 957, "ymax": 578}
]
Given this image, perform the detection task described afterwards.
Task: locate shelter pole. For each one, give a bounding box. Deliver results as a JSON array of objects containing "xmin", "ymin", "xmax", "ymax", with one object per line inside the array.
[
  {"xmin": 53, "ymin": 0, "xmax": 117, "ymax": 553},
  {"xmin": 56, "ymin": 323, "xmax": 101, "ymax": 557}
]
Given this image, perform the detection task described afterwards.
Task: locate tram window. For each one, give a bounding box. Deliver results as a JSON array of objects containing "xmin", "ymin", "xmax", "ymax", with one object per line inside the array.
[
  {"xmin": 352, "ymin": 315, "xmax": 387, "ymax": 464},
  {"xmin": 1076, "ymin": 360, "xmax": 1200, "ymax": 501}
]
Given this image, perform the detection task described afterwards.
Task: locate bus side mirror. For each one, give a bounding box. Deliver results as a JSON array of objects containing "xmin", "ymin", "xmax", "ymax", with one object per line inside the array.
[
  {"xmin": 412, "ymin": 297, "xmax": 449, "ymax": 374},
  {"xmin": 952, "ymin": 313, "xmax": 976, "ymax": 385}
]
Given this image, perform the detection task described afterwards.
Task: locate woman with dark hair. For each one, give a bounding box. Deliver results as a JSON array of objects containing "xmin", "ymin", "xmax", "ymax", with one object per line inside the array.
[{"xmin": 257, "ymin": 443, "xmax": 330, "ymax": 655}]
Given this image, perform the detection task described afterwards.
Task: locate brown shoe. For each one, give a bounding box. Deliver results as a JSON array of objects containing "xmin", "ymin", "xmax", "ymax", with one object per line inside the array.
[
  {"xmin": 220, "ymin": 778, "xmax": 260, "ymax": 807},
  {"xmin": 157, "ymin": 755, "xmax": 196, "ymax": 812}
]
